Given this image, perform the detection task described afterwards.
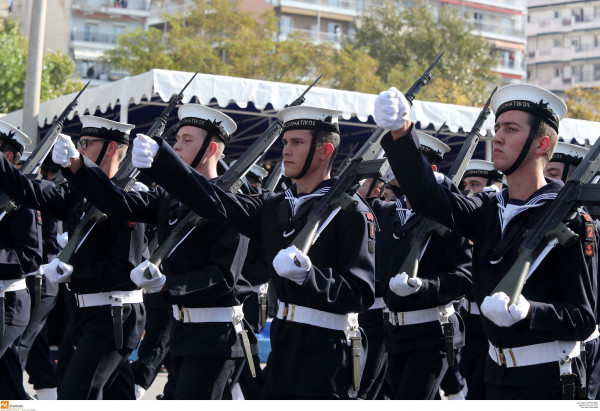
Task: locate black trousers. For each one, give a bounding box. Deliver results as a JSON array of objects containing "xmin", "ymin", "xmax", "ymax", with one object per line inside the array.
[
  {"xmin": 388, "ymin": 347, "xmax": 448, "ymax": 400},
  {"xmin": 584, "ymin": 336, "xmax": 600, "ymax": 399},
  {"xmin": 439, "ymin": 348, "xmax": 465, "ymax": 396},
  {"xmin": 58, "ymin": 331, "xmax": 134, "ymax": 399},
  {"xmin": 0, "ymin": 289, "xmax": 30, "ymax": 400},
  {"xmin": 358, "ymin": 333, "xmax": 389, "ymax": 400},
  {"xmin": 130, "ymin": 292, "xmax": 173, "ymax": 390},
  {"xmin": 460, "ymin": 333, "xmax": 488, "ymax": 400},
  {"xmin": 14, "ymin": 291, "xmax": 58, "ymax": 389},
  {"xmin": 171, "ymin": 354, "xmax": 239, "ymax": 400},
  {"xmin": 231, "ymin": 354, "xmax": 265, "ymax": 400}
]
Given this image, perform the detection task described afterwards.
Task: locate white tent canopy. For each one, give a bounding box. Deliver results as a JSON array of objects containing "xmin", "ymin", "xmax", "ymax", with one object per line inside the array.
[{"xmin": 3, "ymin": 69, "xmax": 600, "ymax": 154}]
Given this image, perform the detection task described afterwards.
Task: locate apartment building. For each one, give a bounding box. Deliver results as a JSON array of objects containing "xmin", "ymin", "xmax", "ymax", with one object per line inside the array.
[{"xmin": 527, "ymin": 0, "xmax": 600, "ymax": 94}]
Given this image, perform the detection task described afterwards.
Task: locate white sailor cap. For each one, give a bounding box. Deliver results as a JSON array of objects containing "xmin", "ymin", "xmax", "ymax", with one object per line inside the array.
[
  {"xmin": 0, "ymin": 120, "xmax": 31, "ymax": 154},
  {"xmin": 550, "ymin": 141, "xmax": 589, "ymax": 166},
  {"xmin": 177, "ymin": 104, "xmax": 237, "ymax": 143},
  {"xmin": 491, "ymin": 84, "xmax": 567, "ymax": 133},
  {"xmin": 464, "ymin": 159, "xmax": 503, "ymax": 182},
  {"xmin": 277, "ymin": 106, "xmax": 342, "ymax": 133},
  {"xmin": 81, "ymin": 115, "xmax": 134, "ymax": 145},
  {"xmin": 417, "ymin": 131, "xmax": 450, "ymax": 164}
]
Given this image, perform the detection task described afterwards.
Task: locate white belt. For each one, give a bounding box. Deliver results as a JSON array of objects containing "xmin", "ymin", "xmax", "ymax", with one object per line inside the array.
[
  {"xmin": 0, "ymin": 278, "xmax": 28, "ymax": 294},
  {"xmin": 75, "ymin": 290, "xmax": 144, "ymax": 307},
  {"xmin": 172, "ymin": 304, "xmax": 244, "ymax": 325},
  {"xmin": 388, "ymin": 302, "xmax": 455, "ymax": 326},
  {"xmin": 488, "ymin": 340, "xmax": 580, "ymax": 374},
  {"xmin": 368, "ymin": 297, "xmax": 386, "ymax": 311},
  {"xmin": 276, "ymin": 301, "xmax": 359, "ymax": 340},
  {"xmin": 584, "ymin": 325, "xmax": 600, "ymax": 343},
  {"xmin": 251, "ymin": 283, "xmax": 268, "ymax": 295}
]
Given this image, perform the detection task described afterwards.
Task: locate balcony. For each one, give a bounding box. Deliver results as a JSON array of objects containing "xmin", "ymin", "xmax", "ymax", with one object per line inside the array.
[
  {"xmin": 528, "ymin": 46, "xmax": 600, "ymax": 64},
  {"xmin": 528, "ymin": 15, "xmax": 600, "ymax": 37},
  {"xmin": 72, "ymin": 0, "xmax": 151, "ymax": 18},
  {"xmin": 275, "ymin": 0, "xmax": 364, "ymax": 18},
  {"xmin": 279, "ymin": 27, "xmax": 346, "ymax": 47},
  {"xmin": 466, "ymin": 19, "xmax": 525, "ymax": 43},
  {"xmin": 71, "ymin": 31, "xmax": 121, "ymax": 45}
]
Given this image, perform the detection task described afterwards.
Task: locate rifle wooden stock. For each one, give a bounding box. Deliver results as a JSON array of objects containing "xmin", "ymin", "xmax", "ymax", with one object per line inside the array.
[{"xmin": 492, "ymin": 135, "xmax": 600, "ymax": 305}]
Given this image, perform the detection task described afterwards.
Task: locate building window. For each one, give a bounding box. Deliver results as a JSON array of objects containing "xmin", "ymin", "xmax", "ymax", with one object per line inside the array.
[
  {"xmin": 84, "ymin": 22, "xmax": 99, "ymax": 42},
  {"xmin": 280, "ymin": 16, "xmax": 292, "ymax": 37},
  {"xmin": 554, "ymin": 68, "xmax": 560, "ymax": 77},
  {"xmin": 594, "ymin": 64, "xmax": 600, "ymax": 80}
]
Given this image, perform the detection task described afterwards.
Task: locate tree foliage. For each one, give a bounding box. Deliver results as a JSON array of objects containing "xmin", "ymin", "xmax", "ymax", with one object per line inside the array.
[
  {"xmin": 106, "ymin": 0, "xmax": 383, "ymax": 92},
  {"xmin": 564, "ymin": 86, "xmax": 600, "ymax": 121},
  {"xmin": 351, "ymin": 1, "xmax": 499, "ymax": 105},
  {"xmin": 0, "ymin": 18, "xmax": 79, "ymax": 112}
]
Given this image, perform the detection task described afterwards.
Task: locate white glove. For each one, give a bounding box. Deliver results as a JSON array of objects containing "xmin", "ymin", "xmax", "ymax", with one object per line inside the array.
[
  {"xmin": 52, "ymin": 133, "xmax": 79, "ymax": 167},
  {"xmin": 480, "ymin": 291, "xmax": 530, "ymax": 327},
  {"xmin": 272, "ymin": 245, "xmax": 312, "ymax": 285},
  {"xmin": 130, "ymin": 260, "xmax": 166, "ymax": 293},
  {"xmin": 132, "ymin": 181, "xmax": 149, "ymax": 192},
  {"xmin": 374, "ymin": 87, "xmax": 411, "ymax": 130},
  {"xmin": 44, "ymin": 258, "xmax": 73, "ymax": 284},
  {"xmin": 132, "ymin": 134, "xmax": 159, "ymax": 169},
  {"xmin": 56, "ymin": 232, "xmax": 69, "ymax": 248},
  {"xmin": 389, "ymin": 272, "xmax": 422, "ymax": 297}
]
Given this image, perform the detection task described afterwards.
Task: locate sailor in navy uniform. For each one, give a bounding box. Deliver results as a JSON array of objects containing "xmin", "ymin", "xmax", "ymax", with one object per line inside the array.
[
  {"xmin": 369, "ymin": 133, "xmax": 472, "ymax": 400},
  {"xmin": 56, "ymin": 104, "xmax": 256, "ymax": 400},
  {"xmin": 131, "ymin": 105, "xmax": 376, "ymax": 399},
  {"xmin": 375, "ymin": 84, "xmax": 597, "ymax": 399},
  {"xmin": 13, "ymin": 158, "xmax": 64, "ymax": 400},
  {"xmin": 456, "ymin": 159, "xmax": 504, "ymax": 399},
  {"xmin": 544, "ymin": 142, "xmax": 600, "ymax": 399},
  {"xmin": 0, "ymin": 116, "xmax": 147, "ymax": 399},
  {"xmin": 0, "ymin": 122, "xmax": 43, "ymax": 399}
]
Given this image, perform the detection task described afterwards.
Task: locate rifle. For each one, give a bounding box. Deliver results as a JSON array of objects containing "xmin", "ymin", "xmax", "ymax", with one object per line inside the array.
[
  {"xmin": 55, "ymin": 73, "xmax": 198, "ymax": 349},
  {"xmin": 290, "ymin": 52, "xmax": 445, "ymax": 264},
  {"xmin": 397, "ymin": 87, "xmax": 496, "ymax": 281},
  {"xmin": 334, "ymin": 143, "xmax": 358, "ymax": 176},
  {"xmin": 0, "ymin": 81, "xmax": 90, "ymax": 223},
  {"xmin": 142, "ymin": 73, "xmax": 323, "ymax": 279},
  {"xmin": 282, "ymin": 54, "xmax": 444, "ymax": 389},
  {"xmin": 492, "ymin": 135, "xmax": 600, "ymax": 305},
  {"xmin": 262, "ymin": 157, "xmax": 284, "ymax": 192}
]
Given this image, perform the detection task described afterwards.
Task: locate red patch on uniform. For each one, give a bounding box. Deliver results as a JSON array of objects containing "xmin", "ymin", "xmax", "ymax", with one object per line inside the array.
[
  {"xmin": 585, "ymin": 242, "xmax": 594, "ymax": 257},
  {"xmin": 583, "ymin": 214, "xmax": 593, "ymax": 222},
  {"xmin": 128, "ymin": 221, "xmax": 136, "ymax": 228},
  {"xmin": 365, "ymin": 212, "xmax": 374, "ymax": 222},
  {"xmin": 36, "ymin": 210, "xmax": 42, "ymax": 225}
]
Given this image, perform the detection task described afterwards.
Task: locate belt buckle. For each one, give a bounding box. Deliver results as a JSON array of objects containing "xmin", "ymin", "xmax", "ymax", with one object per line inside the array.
[
  {"xmin": 498, "ymin": 347, "xmax": 507, "ymax": 366},
  {"xmin": 282, "ymin": 304, "xmax": 295, "ymax": 321}
]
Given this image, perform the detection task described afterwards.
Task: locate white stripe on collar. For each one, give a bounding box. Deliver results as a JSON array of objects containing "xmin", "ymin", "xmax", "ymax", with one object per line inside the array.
[{"xmin": 284, "ymin": 187, "xmax": 330, "ymax": 217}]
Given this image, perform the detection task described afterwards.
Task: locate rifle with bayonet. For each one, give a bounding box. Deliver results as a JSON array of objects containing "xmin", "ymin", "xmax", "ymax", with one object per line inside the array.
[
  {"xmin": 492, "ymin": 134, "xmax": 600, "ymax": 305},
  {"xmin": 0, "ymin": 81, "xmax": 90, "ymax": 223},
  {"xmin": 290, "ymin": 51, "xmax": 445, "ymax": 261},
  {"xmin": 285, "ymin": 53, "xmax": 444, "ymax": 390},
  {"xmin": 139, "ymin": 75, "xmax": 323, "ymax": 377},
  {"xmin": 387, "ymin": 87, "xmax": 496, "ymax": 368},
  {"xmin": 54, "ymin": 72, "xmax": 198, "ymax": 349},
  {"xmin": 142, "ymin": 73, "xmax": 324, "ymax": 281},
  {"xmin": 398, "ymin": 87, "xmax": 497, "ymax": 283}
]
